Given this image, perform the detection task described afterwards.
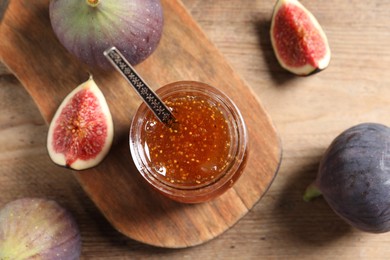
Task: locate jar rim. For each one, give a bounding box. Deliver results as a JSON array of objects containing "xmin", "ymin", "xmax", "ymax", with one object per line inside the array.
[{"xmin": 129, "ymin": 81, "xmax": 248, "ymax": 201}]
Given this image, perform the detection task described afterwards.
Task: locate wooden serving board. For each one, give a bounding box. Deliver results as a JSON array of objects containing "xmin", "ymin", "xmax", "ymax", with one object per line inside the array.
[{"xmin": 0, "ymin": 0, "xmax": 281, "ymax": 248}]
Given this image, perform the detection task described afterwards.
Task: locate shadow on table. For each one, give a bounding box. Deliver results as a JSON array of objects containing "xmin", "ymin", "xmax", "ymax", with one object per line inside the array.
[
  {"xmin": 272, "ymin": 160, "xmax": 353, "ymax": 246},
  {"xmin": 78, "ymin": 197, "xmax": 191, "ymax": 256}
]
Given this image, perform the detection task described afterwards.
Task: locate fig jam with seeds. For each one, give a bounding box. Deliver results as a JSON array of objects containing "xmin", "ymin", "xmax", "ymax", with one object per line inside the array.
[
  {"xmin": 145, "ymin": 94, "xmax": 232, "ymax": 187},
  {"xmin": 130, "ymin": 81, "xmax": 248, "ymax": 203}
]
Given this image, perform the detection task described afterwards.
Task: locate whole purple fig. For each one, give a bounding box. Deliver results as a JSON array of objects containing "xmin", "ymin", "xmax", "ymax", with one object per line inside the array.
[
  {"xmin": 49, "ymin": 0, "xmax": 164, "ymax": 69},
  {"xmin": 0, "ymin": 198, "xmax": 81, "ymax": 259},
  {"xmin": 304, "ymin": 123, "xmax": 390, "ymax": 233}
]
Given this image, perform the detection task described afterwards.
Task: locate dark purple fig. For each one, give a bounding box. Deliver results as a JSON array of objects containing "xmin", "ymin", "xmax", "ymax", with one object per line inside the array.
[
  {"xmin": 304, "ymin": 123, "xmax": 390, "ymax": 233},
  {"xmin": 49, "ymin": 0, "xmax": 164, "ymax": 69},
  {"xmin": 270, "ymin": 0, "xmax": 331, "ymax": 75},
  {"xmin": 0, "ymin": 198, "xmax": 81, "ymax": 259}
]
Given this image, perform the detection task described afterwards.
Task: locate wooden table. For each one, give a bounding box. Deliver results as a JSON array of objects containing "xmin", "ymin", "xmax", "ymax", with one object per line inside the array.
[{"xmin": 1, "ymin": 0, "xmax": 390, "ymax": 258}]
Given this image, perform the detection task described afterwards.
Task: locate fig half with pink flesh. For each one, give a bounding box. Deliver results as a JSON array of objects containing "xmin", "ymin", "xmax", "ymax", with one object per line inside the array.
[
  {"xmin": 47, "ymin": 77, "xmax": 114, "ymax": 170},
  {"xmin": 270, "ymin": 0, "xmax": 331, "ymax": 75}
]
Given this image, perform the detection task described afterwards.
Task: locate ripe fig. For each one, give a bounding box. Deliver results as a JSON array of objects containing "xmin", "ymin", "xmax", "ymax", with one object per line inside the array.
[
  {"xmin": 49, "ymin": 0, "xmax": 164, "ymax": 69},
  {"xmin": 304, "ymin": 123, "xmax": 390, "ymax": 233},
  {"xmin": 0, "ymin": 198, "xmax": 81, "ymax": 259},
  {"xmin": 47, "ymin": 76, "xmax": 114, "ymax": 170},
  {"xmin": 270, "ymin": 0, "xmax": 331, "ymax": 75}
]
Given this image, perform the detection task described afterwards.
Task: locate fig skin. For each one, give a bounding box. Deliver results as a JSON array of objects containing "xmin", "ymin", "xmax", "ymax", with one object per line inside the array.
[
  {"xmin": 49, "ymin": 0, "xmax": 164, "ymax": 69},
  {"xmin": 305, "ymin": 123, "xmax": 390, "ymax": 233},
  {"xmin": 0, "ymin": 198, "xmax": 81, "ymax": 259},
  {"xmin": 270, "ymin": 0, "xmax": 331, "ymax": 76},
  {"xmin": 47, "ymin": 76, "xmax": 114, "ymax": 170}
]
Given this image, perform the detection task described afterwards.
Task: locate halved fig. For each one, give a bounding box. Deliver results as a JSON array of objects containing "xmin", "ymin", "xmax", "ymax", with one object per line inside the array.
[
  {"xmin": 270, "ymin": 0, "xmax": 331, "ymax": 75},
  {"xmin": 47, "ymin": 76, "xmax": 114, "ymax": 170}
]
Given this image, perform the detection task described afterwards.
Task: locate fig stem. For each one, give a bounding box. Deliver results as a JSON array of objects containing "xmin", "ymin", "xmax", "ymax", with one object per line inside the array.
[
  {"xmin": 303, "ymin": 182, "xmax": 322, "ymax": 202},
  {"xmin": 86, "ymin": 0, "xmax": 100, "ymax": 7},
  {"xmin": 103, "ymin": 47, "xmax": 177, "ymax": 127}
]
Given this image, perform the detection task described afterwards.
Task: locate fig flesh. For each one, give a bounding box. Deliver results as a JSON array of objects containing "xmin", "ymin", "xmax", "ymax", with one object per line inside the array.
[
  {"xmin": 47, "ymin": 76, "xmax": 114, "ymax": 170},
  {"xmin": 49, "ymin": 0, "xmax": 164, "ymax": 69},
  {"xmin": 0, "ymin": 198, "xmax": 81, "ymax": 259},
  {"xmin": 304, "ymin": 123, "xmax": 390, "ymax": 233},
  {"xmin": 270, "ymin": 0, "xmax": 331, "ymax": 75}
]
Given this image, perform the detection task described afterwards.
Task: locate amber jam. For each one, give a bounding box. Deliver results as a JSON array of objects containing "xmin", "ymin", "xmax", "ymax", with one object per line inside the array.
[{"xmin": 130, "ymin": 81, "xmax": 248, "ymax": 203}]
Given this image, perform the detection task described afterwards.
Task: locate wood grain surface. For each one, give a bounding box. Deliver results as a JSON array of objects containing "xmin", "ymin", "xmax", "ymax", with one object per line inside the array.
[
  {"xmin": 0, "ymin": 0, "xmax": 281, "ymax": 249},
  {"xmin": 1, "ymin": 0, "xmax": 390, "ymax": 258}
]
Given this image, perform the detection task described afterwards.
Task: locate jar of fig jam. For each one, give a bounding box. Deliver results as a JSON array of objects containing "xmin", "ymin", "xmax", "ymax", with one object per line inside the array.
[{"xmin": 129, "ymin": 81, "xmax": 248, "ymax": 203}]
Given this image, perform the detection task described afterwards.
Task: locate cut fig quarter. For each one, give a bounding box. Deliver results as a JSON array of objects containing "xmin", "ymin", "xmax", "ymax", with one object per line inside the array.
[
  {"xmin": 270, "ymin": 0, "xmax": 331, "ymax": 76},
  {"xmin": 47, "ymin": 76, "xmax": 114, "ymax": 170}
]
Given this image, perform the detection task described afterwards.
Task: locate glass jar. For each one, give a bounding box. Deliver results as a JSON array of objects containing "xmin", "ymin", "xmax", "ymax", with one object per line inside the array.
[{"xmin": 129, "ymin": 81, "xmax": 248, "ymax": 203}]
